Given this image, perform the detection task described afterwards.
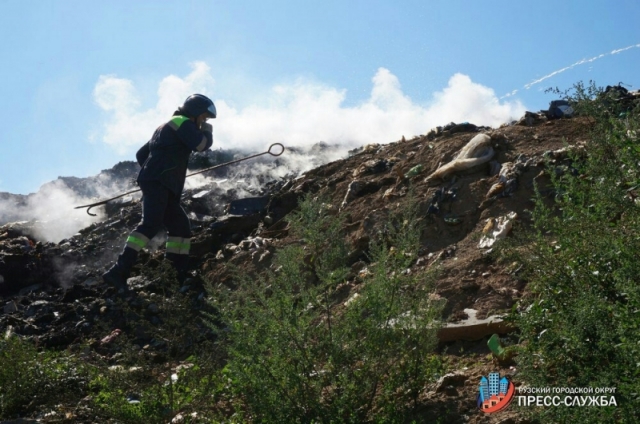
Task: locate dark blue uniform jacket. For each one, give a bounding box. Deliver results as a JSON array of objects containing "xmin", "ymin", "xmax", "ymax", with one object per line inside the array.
[{"xmin": 136, "ymin": 115, "xmax": 213, "ymax": 195}]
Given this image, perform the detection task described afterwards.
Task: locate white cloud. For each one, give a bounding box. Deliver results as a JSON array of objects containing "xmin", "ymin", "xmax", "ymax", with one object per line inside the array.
[
  {"xmin": 94, "ymin": 63, "xmax": 526, "ymax": 156},
  {"xmin": 93, "ymin": 62, "xmax": 216, "ymax": 154}
]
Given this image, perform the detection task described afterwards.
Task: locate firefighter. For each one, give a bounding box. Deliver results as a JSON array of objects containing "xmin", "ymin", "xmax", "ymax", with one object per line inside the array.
[{"xmin": 103, "ymin": 94, "xmax": 216, "ymax": 291}]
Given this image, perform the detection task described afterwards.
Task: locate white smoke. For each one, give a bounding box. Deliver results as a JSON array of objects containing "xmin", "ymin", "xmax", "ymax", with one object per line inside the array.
[
  {"xmin": 93, "ymin": 62, "xmax": 526, "ymax": 157},
  {"xmin": 0, "ymin": 177, "xmax": 135, "ymax": 243},
  {"xmin": 0, "ymin": 63, "xmax": 526, "ymax": 244}
]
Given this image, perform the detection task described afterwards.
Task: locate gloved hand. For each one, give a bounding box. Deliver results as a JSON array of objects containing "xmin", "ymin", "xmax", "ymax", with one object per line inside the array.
[{"xmin": 200, "ymin": 122, "xmax": 213, "ymax": 133}]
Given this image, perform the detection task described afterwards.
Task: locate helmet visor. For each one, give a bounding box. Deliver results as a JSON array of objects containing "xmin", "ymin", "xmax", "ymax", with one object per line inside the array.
[{"xmin": 207, "ymin": 103, "xmax": 217, "ymax": 118}]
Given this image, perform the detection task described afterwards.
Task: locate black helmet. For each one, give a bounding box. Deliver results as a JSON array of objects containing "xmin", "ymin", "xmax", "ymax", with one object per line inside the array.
[{"xmin": 180, "ymin": 94, "xmax": 217, "ymax": 119}]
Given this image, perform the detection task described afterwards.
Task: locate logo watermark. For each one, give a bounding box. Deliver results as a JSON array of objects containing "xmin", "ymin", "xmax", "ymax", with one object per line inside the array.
[
  {"xmin": 476, "ymin": 375, "xmax": 618, "ymax": 414},
  {"xmin": 477, "ymin": 372, "xmax": 515, "ymax": 414}
]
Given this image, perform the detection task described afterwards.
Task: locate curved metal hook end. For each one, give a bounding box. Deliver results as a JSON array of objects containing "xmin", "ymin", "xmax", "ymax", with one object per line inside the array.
[
  {"xmin": 268, "ymin": 143, "xmax": 285, "ymax": 157},
  {"xmin": 86, "ymin": 206, "xmax": 97, "ymax": 217}
]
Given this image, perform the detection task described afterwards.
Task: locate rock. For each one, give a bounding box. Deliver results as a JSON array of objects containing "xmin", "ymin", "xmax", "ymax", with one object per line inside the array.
[
  {"xmin": 353, "ymin": 159, "xmax": 391, "ymax": 177},
  {"xmin": 350, "ymin": 261, "xmax": 367, "ymax": 273},
  {"xmin": 83, "ymin": 278, "xmax": 100, "ymax": 287},
  {"xmin": 437, "ymin": 309, "xmax": 514, "ymax": 342},
  {"xmin": 190, "ymin": 233, "xmax": 218, "ymax": 256},
  {"xmin": 227, "ymin": 196, "xmax": 270, "ymax": 216},
  {"xmin": 436, "ymin": 372, "xmax": 468, "ymax": 393},
  {"xmin": 344, "ymin": 293, "xmax": 360, "ymax": 306},
  {"xmin": 224, "ymin": 244, "xmax": 239, "ymax": 256},
  {"xmin": 258, "ymin": 251, "xmax": 272, "ymax": 263},
  {"xmin": 18, "ymin": 283, "xmax": 42, "ymax": 296},
  {"xmin": 127, "ymin": 276, "xmax": 152, "ymax": 290},
  {"xmin": 340, "ymin": 180, "xmax": 363, "ymax": 210},
  {"xmin": 3, "ymin": 301, "xmax": 18, "ymax": 314}
]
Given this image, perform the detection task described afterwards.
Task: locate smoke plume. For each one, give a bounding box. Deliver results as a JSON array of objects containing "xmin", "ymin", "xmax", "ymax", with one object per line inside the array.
[{"xmin": 94, "ymin": 62, "xmax": 526, "ymax": 157}]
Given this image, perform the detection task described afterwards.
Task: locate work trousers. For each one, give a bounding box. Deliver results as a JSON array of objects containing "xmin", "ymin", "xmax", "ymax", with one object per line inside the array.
[{"xmin": 123, "ymin": 180, "xmax": 192, "ymax": 258}]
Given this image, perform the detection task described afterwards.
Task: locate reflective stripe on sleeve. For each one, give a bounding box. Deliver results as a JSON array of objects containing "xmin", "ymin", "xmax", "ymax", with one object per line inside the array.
[
  {"xmin": 195, "ymin": 135, "xmax": 208, "ymax": 152},
  {"xmin": 168, "ymin": 115, "xmax": 189, "ymax": 130},
  {"xmin": 166, "ymin": 236, "xmax": 191, "ymax": 255},
  {"xmin": 126, "ymin": 232, "xmax": 150, "ymax": 251}
]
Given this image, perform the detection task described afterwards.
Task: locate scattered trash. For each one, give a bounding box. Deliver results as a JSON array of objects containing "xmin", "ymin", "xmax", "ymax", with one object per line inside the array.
[
  {"xmin": 425, "ymin": 187, "xmax": 457, "ymax": 215},
  {"xmin": 488, "ymin": 160, "xmax": 501, "ymax": 176},
  {"xmin": 100, "ymin": 329, "xmax": 122, "ymax": 345},
  {"xmin": 487, "ymin": 333, "xmax": 506, "ymax": 357},
  {"xmin": 192, "ymin": 189, "xmax": 211, "ymax": 199},
  {"xmin": 518, "ymin": 111, "xmax": 548, "ymax": 126},
  {"xmin": 486, "ymin": 156, "xmax": 528, "ymax": 198},
  {"xmin": 404, "ymin": 164, "xmax": 423, "ymax": 178},
  {"xmin": 171, "ymin": 412, "xmax": 199, "ymax": 423},
  {"xmin": 547, "ymin": 100, "xmax": 574, "ymax": 119},
  {"xmin": 353, "ymin": 159, "xmax": 392, "ymax": 177},
  {"xmin": 444, "ymin": 216, "xmax": 462, "ymax": 225},
  {"xmin": 426, "ymin": 122, "xmax": 479, "ymax": 139},
  {"xmin": 126, "ymin": 394, "xmax": 141, "ymax": 404},
  {"xmin": 426, "ymin": 134, "xmax": 494, "ymax": 181},
  {"xmin": 478, "ymin": 212, "xmax": 517, "ymax": 248}
]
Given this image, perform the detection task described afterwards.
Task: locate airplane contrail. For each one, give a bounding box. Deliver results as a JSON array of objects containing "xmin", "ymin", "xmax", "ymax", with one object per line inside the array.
[{"xmin": 502, "ymin": 43, "xmax": 640, "ymax": 98}]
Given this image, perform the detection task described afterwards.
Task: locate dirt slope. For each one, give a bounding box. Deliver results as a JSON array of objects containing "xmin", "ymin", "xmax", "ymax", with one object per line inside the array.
[{"xmin": 0, "ymin": 115, "xmax": 592, "ymax": 422}]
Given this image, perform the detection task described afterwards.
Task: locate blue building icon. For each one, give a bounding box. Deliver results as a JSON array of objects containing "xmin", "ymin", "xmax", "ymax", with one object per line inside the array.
[
  {"xmin": 479, "ymin": 376, "xmax": 489, "ymax": 402},
  {"xmin": 500, "ymin": 377, "xmax": 509, "ymax": 395},
  {"xmin": 489, "ymin": 372, "xmax": 500, "ymax": 396}
]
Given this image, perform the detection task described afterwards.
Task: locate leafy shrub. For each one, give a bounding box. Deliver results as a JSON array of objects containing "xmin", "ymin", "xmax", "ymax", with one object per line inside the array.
[
  {"xmin": 508, "ymin": 82, "xmax": 640, "ymax": 422},
  {"xmin": 207, "ymin": 194, "xmax": 444, "ymax": 423},
  {"xmin": 89, "ymin": 356, "xmax": 223, "ymax": 424},
  {"xmin": 0, "ymin": 335, "xmax": 87, "ymax": 418},
  {"xmin": 88, "ymin": 262, "xmax": 226, "ymax": 423}
]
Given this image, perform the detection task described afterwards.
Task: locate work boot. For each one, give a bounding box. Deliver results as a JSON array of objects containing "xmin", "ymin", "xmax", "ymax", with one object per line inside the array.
[
  {"xmin": 165, "ymin": 253, "xmax": 190, "ymax": 284},
  {"xmin": 103, "ymin": 247, "xmax": 139, "ymax": 292}
]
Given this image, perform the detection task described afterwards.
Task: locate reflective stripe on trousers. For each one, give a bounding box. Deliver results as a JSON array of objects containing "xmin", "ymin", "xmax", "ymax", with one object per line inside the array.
[
  {"xmin": 126, "ymin": 232, "xmax": 150, "ymax": 251},
  {"xmin": 166, "ymin": 236, "xmax": 191, "ymax": 255}
]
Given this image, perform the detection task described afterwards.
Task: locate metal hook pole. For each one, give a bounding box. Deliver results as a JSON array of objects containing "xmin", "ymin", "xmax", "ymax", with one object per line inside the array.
[{"xmin": 74, "ymin": 143, "xmax": 285, "ymax": 216}]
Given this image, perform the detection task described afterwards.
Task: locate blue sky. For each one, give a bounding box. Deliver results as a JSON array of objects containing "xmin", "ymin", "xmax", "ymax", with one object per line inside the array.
[{"xmin": 1, "ymin": 0, "xmax": 639, "ymax": 195}]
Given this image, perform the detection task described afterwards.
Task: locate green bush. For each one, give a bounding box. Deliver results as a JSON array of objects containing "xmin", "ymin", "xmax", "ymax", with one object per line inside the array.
[
  {"xmin": 508, "ymin": 82, "xmax": 640, "ymax": 423},
  {"xmin": 88, "ymin": 262, "xmax": 226, "ymax": 423},
  {"xmin": 89, "ymin": 356, "xmax": 223, "ymax": 424},
  {"xmin": 0, "ymin": 335, "xmax": 87, "ymax": 418},
  {"xmin": 207, "ymin": 194, "xmax": 444, "ymax": 423}
]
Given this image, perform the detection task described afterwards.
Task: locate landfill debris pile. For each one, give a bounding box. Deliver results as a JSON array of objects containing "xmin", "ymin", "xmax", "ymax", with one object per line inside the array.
[{"xmin": 0, "ymin": 110, "xmax": 596, "ymax": 422}]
